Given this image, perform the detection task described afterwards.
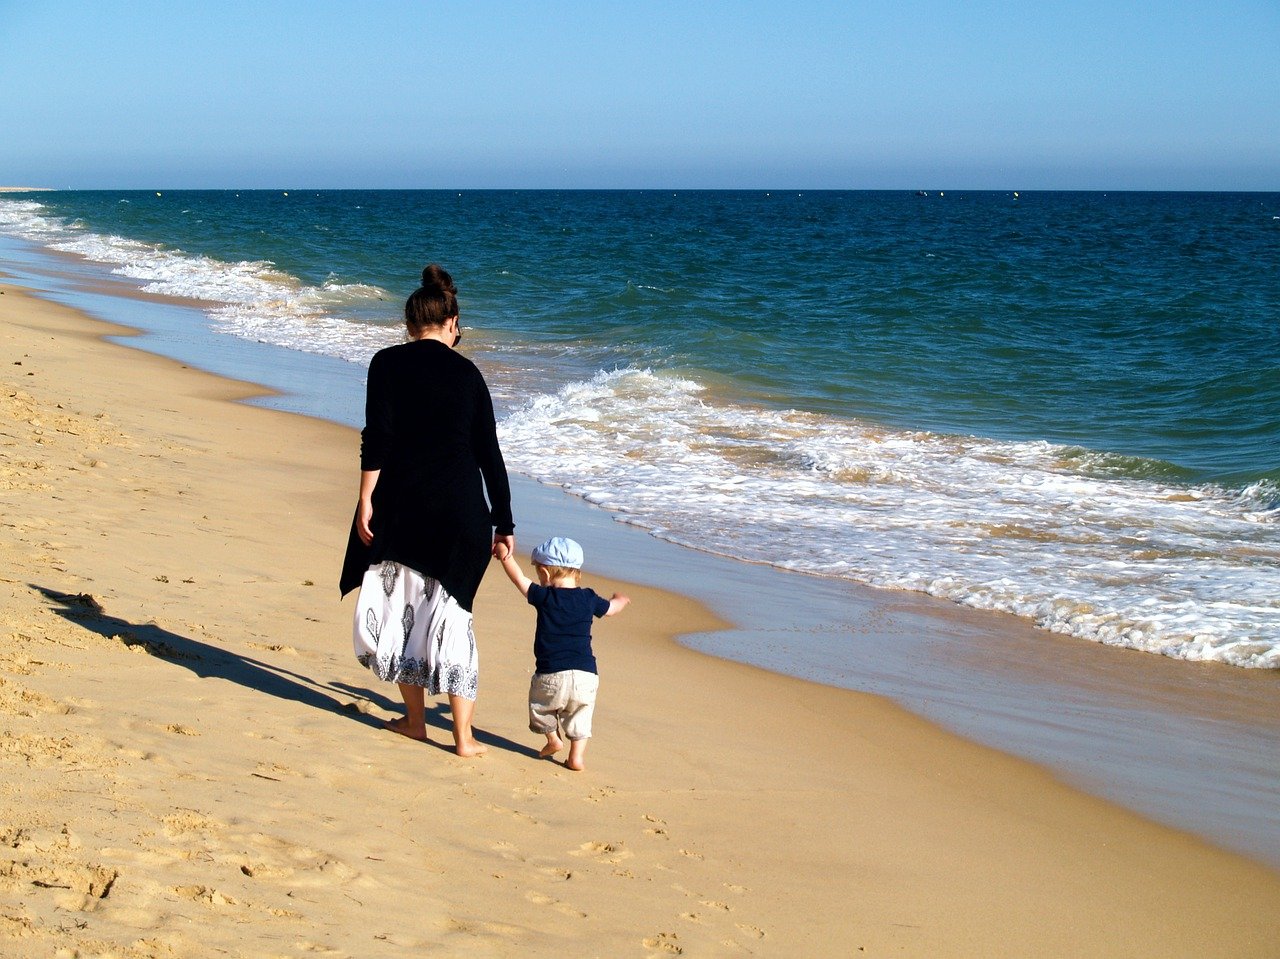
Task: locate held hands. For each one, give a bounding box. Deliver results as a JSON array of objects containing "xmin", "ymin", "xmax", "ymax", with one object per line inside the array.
[{"xmin": 492, "ymin": 534, "xmax": 515, "ymax": 562}]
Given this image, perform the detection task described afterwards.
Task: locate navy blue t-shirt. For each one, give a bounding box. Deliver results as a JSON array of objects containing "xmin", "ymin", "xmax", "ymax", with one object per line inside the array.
[{"xmin": 527, "ymin": 583, "xmax": 610, "ymax": 674}]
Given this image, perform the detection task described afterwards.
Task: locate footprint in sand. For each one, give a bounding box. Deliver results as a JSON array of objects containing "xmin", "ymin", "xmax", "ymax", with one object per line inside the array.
[
  {"xmin": 135, "ymin": 936, "xmax": 199, "ymax": 959},
  {"xmin": 0, "ymin": 731, "xmax": 103, "ymax": 768},
  {"xmin": 293, "ymin": 941, "xmax": 347, "ymax": 955},
  {"xmin": 240, "ymin": 861, "xmax": 294, "ymax": 881},
  {"xmin": 115, "ymin": 633, "xmax": 196, "ymax": 660},
  {"xmin": 113, "ymin": 746, "xmax": 162, "ymax": 763},
  {"xmin": 245, "ymin": 642, "xmax": 298, "ymax": 655},
  {"xmin": 485, "ymin": 802, "xmax": 540, "ymax": 825},
  {"xmin": 572, "ymin": 840, "xmax": 632, "ymax": 865},
  {"xmin": 490, "ymin": 840, "xmax": 524, "ymax": 863},
  {"xmin": 240, "ymin": 834, "xmax": 362, "ymax": 890},
  {"xmin": 0, "ymin": 827, "xmax": 31, "ymax": 850},
  {"xmin": 642, "ymin": 931, "xmax": 683, "ymax": 955},
  {"xmin": 536, "ymin": 866, "xmax": 574, "ymax": 881},
  {"xmin": 161, "ymin": 810, "xmax": 224, "ymax": 840},
  {"xmin": 173, "ymin": 884, "xmax": 239, "ymax": 908},
  {"xmin": 0, "ymin": 859, "xmax": 118, "ymax": 911},
  {"xmin": 524, "ymin": 890, "xmax": 587, "ymax": 919},
  {"xmin": 0, "ymin": 677, "xmax": 71, "ymax": 716},
  {"xmin": 0, "ymin": 914, "xmax": 38, "ymax": 938},
  {"xmin": 253, "ymin": 761, "xmax": 295, "ymax": 780},
  {"xmin": 0, "ymin": 645, "xmax": 40, "ymax": 676}
]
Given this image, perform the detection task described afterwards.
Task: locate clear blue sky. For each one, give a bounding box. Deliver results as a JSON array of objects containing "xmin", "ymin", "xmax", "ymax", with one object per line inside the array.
[{"xmin": 2, "ymin": 0, "xmax": 1276, "ymax": 190}]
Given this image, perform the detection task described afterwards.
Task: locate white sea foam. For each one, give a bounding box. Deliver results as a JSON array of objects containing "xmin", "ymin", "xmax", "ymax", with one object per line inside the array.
[
  {"xmin": 497, "ymin": 369, "xmax": 1280, "ymax": 668},
  {"xmin": 0, "ymin": 199, "xmax": 69, "ymax": 241},
  {"xmin": 0, "ymin": 198, "xmax": 400, "ymax": 364}
]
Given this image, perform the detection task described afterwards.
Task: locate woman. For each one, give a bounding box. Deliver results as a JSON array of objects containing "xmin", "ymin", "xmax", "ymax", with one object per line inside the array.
[{"xmin": 340, "ymin": 264, "xmax": 515, "ymax": 756}]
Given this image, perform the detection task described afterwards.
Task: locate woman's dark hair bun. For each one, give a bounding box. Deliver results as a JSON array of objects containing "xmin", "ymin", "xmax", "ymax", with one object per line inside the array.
[
  {"xmin": 405, "ymin": 263, "xmax": 460, "ymax": 335},
  {"xmin": 420, "ymin": 263, "xmax": 456, "ymax": 295}
]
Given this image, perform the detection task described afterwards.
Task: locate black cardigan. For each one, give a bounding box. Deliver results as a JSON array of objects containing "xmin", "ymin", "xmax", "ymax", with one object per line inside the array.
[{"xmin": 339, "ymin": 338, "xmax": 514, "ymax": 610}]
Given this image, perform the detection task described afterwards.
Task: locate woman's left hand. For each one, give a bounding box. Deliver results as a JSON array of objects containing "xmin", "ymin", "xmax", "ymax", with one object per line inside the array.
[{"xmin": 492, "ymin": 533, "xmax": 515, "ymax": 559}]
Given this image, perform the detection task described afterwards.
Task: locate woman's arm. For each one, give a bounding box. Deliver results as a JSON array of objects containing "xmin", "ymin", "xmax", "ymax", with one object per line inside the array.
[
  {"xmin": 471, "ymin": 373, "xmax": 515, "ymax": 537},
  {"xmin": 355, "ymin": 350, "xmax": 391, "ymax": 548},
  {"xmin": 356, "ymin": 468, "xmax": 380, "ymax": 546},
  {"xmin": 361, "ymin": 350, "xmax": 393, "ymax": 472}
]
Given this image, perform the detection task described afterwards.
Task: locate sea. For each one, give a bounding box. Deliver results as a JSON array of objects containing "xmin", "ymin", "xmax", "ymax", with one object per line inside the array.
[
  {"xmin": 2, "ymin": 189, "xmax": 1278, "ymax": 864},
  {"xmin": 3, "ymin": 189, "xmax": 1277, "ymax": 666}
]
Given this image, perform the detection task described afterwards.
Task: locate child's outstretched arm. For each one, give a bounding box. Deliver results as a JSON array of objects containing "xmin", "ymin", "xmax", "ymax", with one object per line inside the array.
[
  {"xmin": 493, "ymin": 542, "xmax": 533, "ymax": 597},
  {"xmin": 605, "ymin": 592, "xmax": 630, "ymax": 616}
]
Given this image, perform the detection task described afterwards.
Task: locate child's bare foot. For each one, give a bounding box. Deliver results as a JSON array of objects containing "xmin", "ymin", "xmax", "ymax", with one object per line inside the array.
[
  {"xmin": 566, "ymin": 739, "xmax": 587, "ymax": 771},
  {"xmin": 383, "ymin": 717, "xmax": 428, "ymax": 741},
  {"xmin": 453, "ymin": 737, "xmax": 488, "ymax": 758},
  {"xmin": 539, "ymin": 732, "xmax": 564, "ymax": 758}
]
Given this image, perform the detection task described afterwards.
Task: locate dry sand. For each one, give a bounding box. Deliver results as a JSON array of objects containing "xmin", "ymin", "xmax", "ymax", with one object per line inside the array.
[{"xmin": 2, "ymin": 282, "xmax": 1278, "ymax": 958}]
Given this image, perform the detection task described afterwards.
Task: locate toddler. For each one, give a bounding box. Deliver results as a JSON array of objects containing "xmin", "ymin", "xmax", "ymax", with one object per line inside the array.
[{"xmin": 495, "ymin": 536, "xmax": 629, "ymax": 770}]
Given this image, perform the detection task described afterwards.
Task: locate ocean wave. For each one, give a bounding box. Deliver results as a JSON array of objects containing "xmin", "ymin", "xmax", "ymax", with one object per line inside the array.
[
  {"xmin": 5, "ymin": 195, "xmax": 1277, "ymax": 669},
  {"xmin": 0, "ymin": 197, "xmax": 400, "ymax": 364},
  {"xmin": 0, "ymin": 198, "xmax": 69, "ymax": 241},
  {"xmin": 1235, "ymin": 480, "xmax": 1280, "ymax": 519},
  {"xmin": 498, "ymin": 368, "xmax": 1280, "ymax": 668}
]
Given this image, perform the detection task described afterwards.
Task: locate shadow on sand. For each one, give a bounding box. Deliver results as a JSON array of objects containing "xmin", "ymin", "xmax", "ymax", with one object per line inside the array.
[{"xmin": 34, "ymin": 584, "xmax": 535, "ymax": 759}]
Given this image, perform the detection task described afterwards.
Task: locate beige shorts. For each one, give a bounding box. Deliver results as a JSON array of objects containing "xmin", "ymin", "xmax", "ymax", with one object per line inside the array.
[{"xmin": 528, "ymin": 669, "xmax": 599, "ymax": 741}]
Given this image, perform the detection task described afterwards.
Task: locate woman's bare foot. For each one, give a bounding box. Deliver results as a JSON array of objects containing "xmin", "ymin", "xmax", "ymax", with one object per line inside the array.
[
  {"xmin": 447, "ymin": 695, "xmax": 485, "ymax": 757},
  {"xmin": 383, "ymin": 717, "xmax": 428, "ymax": 741},
  {"xmin": 454, "ymin": 737, "xmax": 488, "ymax": 758},
  {"xmin": 539, "ymin": 732, "xmax": 564, "ymax": 758}
]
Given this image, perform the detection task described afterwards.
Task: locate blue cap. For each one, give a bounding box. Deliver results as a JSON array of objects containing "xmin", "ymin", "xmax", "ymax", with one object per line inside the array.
[{"xmin": 531, "ymin": 536, "xmax": 584, "ymax": 570}]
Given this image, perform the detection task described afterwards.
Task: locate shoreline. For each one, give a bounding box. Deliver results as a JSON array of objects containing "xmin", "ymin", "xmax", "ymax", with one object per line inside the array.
[
  {"xmin": 3, "ymin": 276, "xmax": 1280, "ymax": 953},
  {"xmin": 7, "ymin": 275, "xmax": 1280, "ymax": 952},
  {"xmin": 2, "ymin": 230, "xmax": 1279, "ymax": 874}
]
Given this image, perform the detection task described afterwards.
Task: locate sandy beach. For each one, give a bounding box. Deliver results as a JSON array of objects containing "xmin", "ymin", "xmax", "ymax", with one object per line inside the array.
[{"xmin": 2, "ymin": 280, "xmax": 1279, "ymax": 958}]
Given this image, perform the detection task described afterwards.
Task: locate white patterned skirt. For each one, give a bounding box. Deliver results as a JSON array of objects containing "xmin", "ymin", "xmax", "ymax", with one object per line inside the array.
[{"xmin": 352, "ymin": 561, "xmax": 479, "ymax": 700}]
